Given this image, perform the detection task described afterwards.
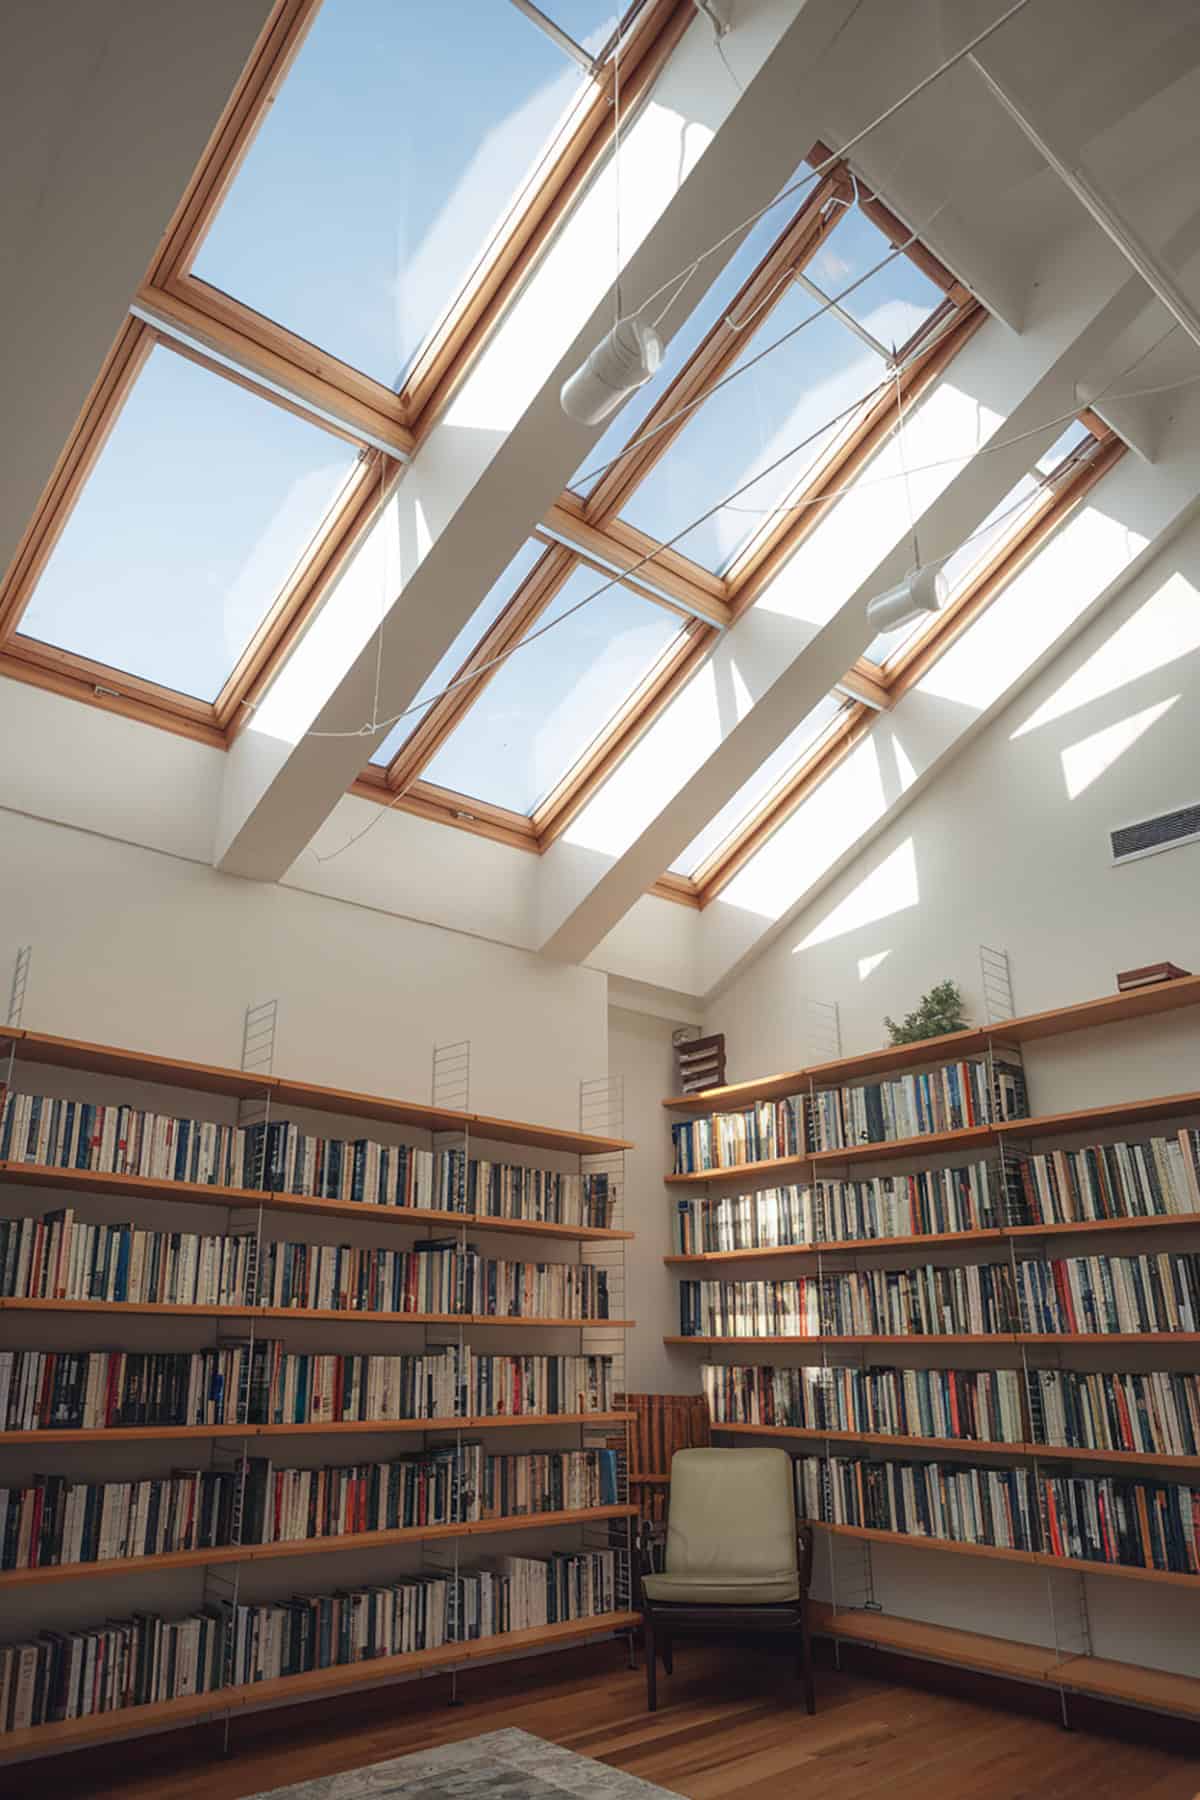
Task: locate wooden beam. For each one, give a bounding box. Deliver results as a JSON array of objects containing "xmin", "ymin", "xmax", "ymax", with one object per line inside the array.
[
  {"xmin": 837, "ymin": 661, "xmax": 891, "ymax": 709},
  {"xmin": 542, "ymin": 501, "xmax": 730, "ymax": 624},
  {"xmin": 138, "ymin": 283, "xmax": 413, "ymax": 455}
]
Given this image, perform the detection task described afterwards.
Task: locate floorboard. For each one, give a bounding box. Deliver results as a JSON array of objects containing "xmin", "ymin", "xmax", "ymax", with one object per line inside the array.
[{"xmin": 3, "ymin": 1642, "xmax": 1197, "ymax": 1800}]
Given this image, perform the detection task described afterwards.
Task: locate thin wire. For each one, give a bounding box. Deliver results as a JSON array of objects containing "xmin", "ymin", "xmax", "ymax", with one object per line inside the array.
[
  {"xmin": 633, "ymin": 0, "xmax": 1037, "ymax": 323},
  {"xmin": 307, "ymin": 345, "xmax": 1200, "ymax": 754},
  {"xmin": 894, "ymin": 363, "xmax": 920, "ymax": 569},
  {"xmin": 613, "ymin": 31, "xmax": 622, "ymax": 328},
  {"xmin": 578, "ymin": 225, "xmax": 929, "ymax": 487}
]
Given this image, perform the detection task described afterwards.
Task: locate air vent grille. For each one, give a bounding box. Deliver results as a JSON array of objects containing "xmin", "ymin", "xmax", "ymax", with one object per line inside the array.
[{"xmin": 1111, "ymin": 803, "xmax": 1200, "ymax": 864}]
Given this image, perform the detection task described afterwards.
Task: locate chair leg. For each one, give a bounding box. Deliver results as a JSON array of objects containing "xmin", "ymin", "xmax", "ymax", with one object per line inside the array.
[
  {"xmin": 798, "ymin": 1607, "xmax": 815, "ymax": 1716},
  {"xmin": 661, "ymin": 1632, "xmax": 673, "ymax": 1676},
  {"xmin": 645, "ymin": 1609, "xmax": 657, "ymax": 1712}
]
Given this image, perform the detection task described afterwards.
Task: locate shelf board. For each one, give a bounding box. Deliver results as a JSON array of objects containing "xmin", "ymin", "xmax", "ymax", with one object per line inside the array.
[
  {"xmin": 0, "ymin": 1504, "xmax": 637, "ymax": 1588},
  {"xmin": 662, "ymin": 976, "xmax": 1200, "ymax": 1111},
  {"xmin": 666, "ymin": 1331, "xmax": 1200, "ymax": 1348},
  {"xmin": 0, "ymin": 1411, "xmax": 634, "ymax": 1446},
  {"xmin": 810, "ymin": 1601, "xmax": 1200, "ymax": 1718},
  {"xmin": 0, "ymin": 1163, "xmax": 633, "ymax": 1243},
  {"xmin": 0, "ymin": 1299, "xmax": 632, "ymax": 1328},
  {"xmin": 9, "ymin": 1028, "xmax": 631, "ymax": 1158},
  {"xmin": 664, "ymin": 1212, "xmax": 1200, "ymax": 1266},
  {"xmin": 810, "ymin": 1519, "xmax": 1200, "ymax": 1587},
  {"xmin": 0, "ymin": 1610, "xmax": 641, "ymax": 1762},
  {"xmin": 995, "ymin": 1091, "xmax": 1200, "ymax": 1141},
  {"xmin": 711, "ymin": 1421, "xmax": 1200, "ymax": 1470},
  {"xmin": 664, "ymin": 1334, "xmax": 1018, "ymax": 1346}
]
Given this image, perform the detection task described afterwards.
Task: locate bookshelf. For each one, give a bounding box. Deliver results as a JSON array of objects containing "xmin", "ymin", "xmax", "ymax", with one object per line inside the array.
[
  {"xmin": 0, "ymin": 1024, "xmax": 637, "ymax": 1759},
  {"xmin": 659, "ymin": 978, "xmax": 1200, "ymax": 1723}
]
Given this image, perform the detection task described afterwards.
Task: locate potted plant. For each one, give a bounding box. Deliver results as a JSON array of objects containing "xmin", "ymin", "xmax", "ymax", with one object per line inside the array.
[{"xmin": 884, "ymin": 979, "xmax": 968, "ymax": 1047}]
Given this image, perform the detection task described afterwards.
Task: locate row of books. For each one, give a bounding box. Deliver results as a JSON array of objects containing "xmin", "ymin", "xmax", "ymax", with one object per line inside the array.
[
  {"xmin": 1021, "ymin": 1132, "xmax": 1200, "ymax": 1224},
  {"xmin": 256, "ymin": 1239, "xmax": 609, "ymax": 1320},
  {"xmin": 670, "ymin": 1056, "xmax": 1029, "ymax": 1173},
  {"xmin": 702, "ymin": 1361, "xmax": 1200, "ymax": 1458},
  {"xmin": 0, "ymin": 1550, "xmax": 620, "ymax": 1733},
  {"xmin": 702, "ymin": 1362, "xmax": 1024, "ymax": 1445},
  {"xmin": 819, "ymin": 1056, "xmax": 1028, "ymax": 1150},
  {"xmin": 678, "ymin": 1252, "xmax": 1200, "ymax": 1337},
  {"xmin": 669, "ymin": 1096, "xmax": 808, "ymax": 1174},
  {"xmin": 795, "ymin": 1453, "xmax": 1200, "ymax": 1576},
  {"xmin": 2, "ymin": 1214, "xmax": 610, "ymax": 1319},
  {"xmin": 671, "ymin": 1135, "xmax": 1200, "ymax": 1259},
  {"xmin": 0, "ymin": 1093, "xmax": 613, "ymax": 1227},
  {"xmin": 672, "ymin": 1163, "xmax": 1003, "ymax": 1254},
  {"xmin": 0, "ymin": 1345, "xmax": 615, "ymax": 1433},
  {"xmin": 0, "ymin": 1446, "xmax": 621, "ymax": 1572}
]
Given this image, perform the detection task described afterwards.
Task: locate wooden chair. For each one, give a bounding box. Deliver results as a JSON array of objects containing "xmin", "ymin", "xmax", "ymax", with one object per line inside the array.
[{"xmin": 637, "ymin": 1446, "xmax": 815, "ymax": 1714}]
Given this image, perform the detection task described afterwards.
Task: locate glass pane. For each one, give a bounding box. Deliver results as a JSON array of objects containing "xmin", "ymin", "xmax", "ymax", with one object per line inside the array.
[
  {"xmin": 669, "ymin": 692, "xmax": 847, "ymax": 874},
  {"xmin": 569, "ymin": 188, "xmax": 799, "ymax": 498},
  {"xmin": 369, "ymin": 538, "xmax": 548, "ymax": 767},
  {"xmin": 423, "ymin": 566, "xmax": 683, "ymax": 813},
  {"xmin": 618, "ymin": 280, "xmax": 885, "ymax": 573},
  {"xmin": 806, "ymin": 205, "xmax": 945, "ymax": 352},
  {"xmin": 17, "ymin": 345, "xmax": 358, "ymax": 703},
  {"xmin": 533, "ymin": 3, "xmax": 622, "ymax": 53},
  {"xmin": 193, "ymin": 0, "xmax": 590, "ymax": 390},
  {"xmin": 1035, "ymin": 417, "xmax": 1091, "ymax": 475}
]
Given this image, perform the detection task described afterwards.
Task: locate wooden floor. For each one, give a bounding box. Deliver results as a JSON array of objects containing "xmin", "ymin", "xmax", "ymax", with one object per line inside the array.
[{"xmin": 6, "ymin": 1641, "xmax": 1199, "ymax": 1800}]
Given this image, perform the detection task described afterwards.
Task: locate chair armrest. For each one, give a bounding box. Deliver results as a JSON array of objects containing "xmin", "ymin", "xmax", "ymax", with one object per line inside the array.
[
  {"xmin": 797, "ymin": 1522, "xmax": 815, "ymax": 1593},
  {"xmin": 637, "ymin": 1520, "xmax": 666, "ymax": 1576}
]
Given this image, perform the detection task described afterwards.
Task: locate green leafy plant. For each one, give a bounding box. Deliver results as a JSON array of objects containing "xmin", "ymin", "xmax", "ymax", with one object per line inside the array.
[{"xmin": 884, "ymin": 979, "xmax": 968, "ymax": 1047}]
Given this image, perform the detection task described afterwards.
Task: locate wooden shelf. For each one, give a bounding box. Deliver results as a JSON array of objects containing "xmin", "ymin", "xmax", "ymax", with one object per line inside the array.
[
  {"xmin": 664, "ymin": 1211, "xmax": 1200, "ymax": 1266},
  {"xmin": 809, "ymin": 1601, "xmax": 1200, "ymax": 1719},
  {"xmin": 662, "ymin": 976, "xmax": 1200, "ymax": 1111},
  {"xmin": 0, "ymin": 1299, "xmax": 632, "ymax": 1327},
  {"xmin": 0, "ymin": 1163, "xmax": 633, "ymax": 1243},
  {"xmin": 0, "ymin": 1504, "xmax": 637, "ymax": 1589},
  {"xmin": 711, "ymin": 1420, "xmax": 1200, "ymax": 1470},
  {"xmin": 0, "ymin": 1411, "xmax": 634, "ymax": 1446},
  {"xmin": 7, "ymin": 1028, "xmax": 632, "ymax": 1157},
  {"xmin": 0, "ymin": 1609, "xmax": 641, "ymax": 1762},
  {"xmin": 664, "ymin": 1334, "xmax": 1018, "ymax": 1346},
  {"xmin": 810, "ymin": 1519, "xmax": 1200, "ymax": 1587},
  {"xmin": 664, "ymin": 1094, "xmax": 1200, "ymax": 1189},
  {"xmin": 666, "ymin": 1332, "xmax": 1200, "ymax": 1348}
]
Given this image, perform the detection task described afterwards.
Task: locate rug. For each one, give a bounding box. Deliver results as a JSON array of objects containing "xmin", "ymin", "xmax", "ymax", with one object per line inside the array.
[{"xmin": 246, "ymin": 1727, "xmax": 682, "ymax": 1799}]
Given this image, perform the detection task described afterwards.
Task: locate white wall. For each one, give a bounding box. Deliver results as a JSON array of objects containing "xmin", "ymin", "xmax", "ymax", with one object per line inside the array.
[
  {"xmin": 608, "ymin": 1005, "xmax": 703, "ymax": 1397},
  {"xmin": 707, "ymin": 510, "xmax": 1200, "ymax": 1088},
  {"xmin": 697, "ymin": 518, "xmax": 1200, "ymax": 1682},
  {"xmin": 0, "ymin": 808, "xmax": 605, "ymax": 1127}
]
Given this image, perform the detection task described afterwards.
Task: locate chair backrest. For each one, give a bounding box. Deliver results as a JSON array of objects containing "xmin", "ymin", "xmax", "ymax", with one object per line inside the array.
[{"xmin": 665, "ymin": 1447, "xmax": 799, "ymax": 1580}]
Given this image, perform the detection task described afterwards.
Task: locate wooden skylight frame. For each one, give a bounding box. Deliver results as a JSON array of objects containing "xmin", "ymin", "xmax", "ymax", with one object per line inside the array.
[{"xmin": 139, "ymin": 0, "xmax": 696, "ymax": 442}]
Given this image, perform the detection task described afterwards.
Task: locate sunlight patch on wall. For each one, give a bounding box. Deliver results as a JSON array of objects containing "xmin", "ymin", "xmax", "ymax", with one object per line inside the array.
[
  {"xmin": 1060, "ymin": 696, "xmax": 1179, "ymax": 799},
  {"xmin": 1014, "ymin": 572, "xmax": 1200, "ymax": 738},
  {"xmin": 858, "ymin": 949, "xmax": 892, "ymax": 981},
  {"xmin": 794, "ymin": 836, "xmax": 919, "ymax": 954}
]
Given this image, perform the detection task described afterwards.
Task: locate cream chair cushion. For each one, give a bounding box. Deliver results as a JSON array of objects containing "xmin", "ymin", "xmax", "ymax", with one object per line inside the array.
[{"xmin": 641, "ymin": 1447, "xmax": 800, "ymax": 1606}]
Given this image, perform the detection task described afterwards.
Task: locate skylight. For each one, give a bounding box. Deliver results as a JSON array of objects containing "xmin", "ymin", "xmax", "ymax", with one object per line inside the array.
[
  {"xmin": 369, "ymin": 538, "xmax": 549, "ymax": 768},
  {"xmin": 421, "ymin": 566, "xmax": 685, "ymax": 814},
  {"xmin": 568, "ymin": 185, "xmax": 805, "ymax": 500},
  {"xmin": 863, "ymin": 419, "xmax": 1097, "ymax": 665},
  {"xmin": 613, "ymin": 206, "xmax": 943, "ymax": 575},
  {"xmin": 15, "ymin": 343, "xmax": 360, "ymax": 704},
  {"xmin": 668, "ymin": 692, "xmax": 849, "ymax": 875},
  {"xmin": 192, "ymin": 0, "xmax": 601, "ymax": 393}
]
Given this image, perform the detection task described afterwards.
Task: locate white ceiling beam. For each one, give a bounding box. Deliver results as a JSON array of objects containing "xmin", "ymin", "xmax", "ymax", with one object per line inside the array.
[
  {"xmin": 534, "ymin": 226, "xmax": 1142, "ymax": 965},
  {"xmin": 0, "ymin": 0, "xmax": 275, "ymax": 584},
  {"xmin": 213, "ymin": 0, "xmax": 867, "ymax": 881}
]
